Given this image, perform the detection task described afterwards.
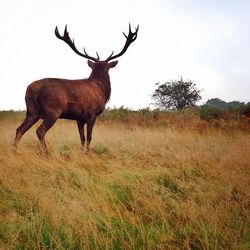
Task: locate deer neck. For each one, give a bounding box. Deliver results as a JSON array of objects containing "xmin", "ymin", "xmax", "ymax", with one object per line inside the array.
[{"xmin": 88, "ymin": 71, "xmax": 111, "ymax": 102}]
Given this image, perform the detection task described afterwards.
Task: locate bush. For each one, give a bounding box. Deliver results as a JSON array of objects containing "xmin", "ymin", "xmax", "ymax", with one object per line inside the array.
[
  {"xmin": 241, "ymin": 102, "xmax": 250, "ymax": 117},
  {"xmin": 199, "ymin": 105, "xmax": 223, "ymax": 121}
]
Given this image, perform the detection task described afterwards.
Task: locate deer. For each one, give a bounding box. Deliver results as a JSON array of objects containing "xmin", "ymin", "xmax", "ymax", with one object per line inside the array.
[{"xmin": 14, "ymin": 24, "xmax": 139, "ymax": 152}]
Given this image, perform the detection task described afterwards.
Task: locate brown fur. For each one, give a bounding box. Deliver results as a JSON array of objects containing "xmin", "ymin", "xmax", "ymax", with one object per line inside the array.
[{"xmin": 14, "ymin": 61, "xmax": 117, "ymax": 151}]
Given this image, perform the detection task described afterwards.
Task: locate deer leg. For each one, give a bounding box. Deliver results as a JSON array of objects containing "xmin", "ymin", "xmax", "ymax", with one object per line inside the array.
[
  {"xmin": 36, "ymin": 117, "xmax": 57, "ymax": 150},
  {"xmin": 86, "ymin": 117, "xmax": 96, "ymax": 152},
  {"xmin": 77, "ymin": 121, "xmax": 86, "ymax": 148},
  {"xmin": 14, "ymin": 115, "xmax": 39, "ymax": 147}
]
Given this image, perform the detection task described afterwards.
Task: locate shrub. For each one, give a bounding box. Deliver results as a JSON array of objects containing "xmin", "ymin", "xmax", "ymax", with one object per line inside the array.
[
  {"xmin": 199, "ymin": 105, "xmax": 223, "ymax": 121},
  {"xmin": 241, "ymin": 102, "xmax": 250, "ymax": 117}
]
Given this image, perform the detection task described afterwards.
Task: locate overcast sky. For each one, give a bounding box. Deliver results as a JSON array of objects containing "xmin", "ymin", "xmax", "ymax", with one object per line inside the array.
[{"xmin": 0, "ymin": 0, "xmax": 249, "ymax": 110}]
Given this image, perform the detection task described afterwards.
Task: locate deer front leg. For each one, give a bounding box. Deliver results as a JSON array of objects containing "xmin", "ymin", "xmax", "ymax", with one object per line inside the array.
[
  {"xmin": 86, "ymin": 117, "xmax": 96, "ymax": 152},
  {"xmin": 77, "ymin": 121, "xmax": 85, "ymax": 149}
]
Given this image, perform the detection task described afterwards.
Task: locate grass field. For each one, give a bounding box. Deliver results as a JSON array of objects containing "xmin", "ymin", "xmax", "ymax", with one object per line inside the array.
[{"xmin": 0, "ymin": 111, "xmax": 249, "ymax": 249}]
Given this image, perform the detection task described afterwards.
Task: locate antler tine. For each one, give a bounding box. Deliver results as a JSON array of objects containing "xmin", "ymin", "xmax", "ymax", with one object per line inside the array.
[
  {"xmin": 122, "ymin": 23, "xmax": 130, "ymax": 38},
  {"xmin": 55, "ymin": 25, "xmax": 99, "ymax": 62},
  {"xmin": 96, "ymin": 52, "xmax": 100, "ymax": 60},
  {"xmin": 83, "ymin": 47, "xmax": 90, "ymax": 57},
  {"xmin": 129, "ymin": 23, "xmax": 131, "ymax": 33},
  {"xmin": 55, "ymin": 26, "xmax": 61, "ymax": 39},
  {"xmin": 122, "ymin": 31, "xmax": 128, "ymax": 38},
  {"xmin": 105, "ymin": 24, "xmax": 139, "ymax": 62},
  {"xmin": 106, "ymin": 51, "xmax": 114, "ymax": 60},
  {"xmin": 64, "ymin": 25, "xmax": 68, "ymax": 37}
]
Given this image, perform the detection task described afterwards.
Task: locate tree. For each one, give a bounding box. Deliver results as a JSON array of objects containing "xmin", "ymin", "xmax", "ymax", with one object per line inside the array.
[{"xmin": 152, "ymin": 76, "xmax": 202, "ymax": 110}]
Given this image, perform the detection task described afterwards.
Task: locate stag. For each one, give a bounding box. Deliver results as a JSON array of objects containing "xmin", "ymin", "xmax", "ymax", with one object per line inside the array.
[{"xmin": 14, "ymin": 24, "xmax": 139, "ymax": 151}]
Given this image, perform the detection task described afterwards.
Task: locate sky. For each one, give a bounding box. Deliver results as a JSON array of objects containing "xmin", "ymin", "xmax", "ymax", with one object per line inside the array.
[{"xmin": 0, "ymin": 0, "xmax": 249, "ymax": 110}]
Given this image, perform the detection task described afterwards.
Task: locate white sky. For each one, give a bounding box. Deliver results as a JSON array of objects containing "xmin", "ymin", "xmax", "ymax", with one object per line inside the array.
[{"xmin": 0, "ymin": 0, "xmax": 249, "ymax": 110}]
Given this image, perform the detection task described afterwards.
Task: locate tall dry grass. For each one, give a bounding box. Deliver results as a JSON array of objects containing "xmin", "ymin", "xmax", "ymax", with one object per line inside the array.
[{"xmin": 0, "ymin": 113, "xmax": 249, "ymax": 249}]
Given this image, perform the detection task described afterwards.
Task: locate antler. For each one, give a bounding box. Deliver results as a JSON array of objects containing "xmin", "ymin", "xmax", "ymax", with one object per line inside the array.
[
  {"xmin": 55, "ymin": 25, "xmax": 100, "ymax": 62},
  {"xmin": 105, "ymin": 23, "xmax": 139, "ymax": 62}
]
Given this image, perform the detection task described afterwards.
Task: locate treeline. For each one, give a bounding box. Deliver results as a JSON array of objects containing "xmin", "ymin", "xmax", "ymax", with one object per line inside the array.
[
  {"xmin": 0, "ymin": 100, "xmax": 249, "ymax": 131},
  {"xmin": 98, "ymin": 103, "xmax": 250, "ymax": 132},
  {"xmin": 200, "ymin": 98, "xmax": 250, "ymax": 120},
  {"xmin": 0, "ymin": 110, "xmax": 25, "ymax": 120}
]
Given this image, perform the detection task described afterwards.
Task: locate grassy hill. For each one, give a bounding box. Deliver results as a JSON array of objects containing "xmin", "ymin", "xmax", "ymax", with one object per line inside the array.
[{"xmin": 0, "ymin": 110, "xmax": 249, "ymax": 249}]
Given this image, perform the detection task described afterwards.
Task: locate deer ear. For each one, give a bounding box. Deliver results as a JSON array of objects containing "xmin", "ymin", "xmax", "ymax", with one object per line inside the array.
[
  {"xmin": 87, "ymin": 60, "xmax": 94, "ymax": 68},
  {"xmin": 108, "ymin": 61, "xmax": 118, "ymax": 68}
]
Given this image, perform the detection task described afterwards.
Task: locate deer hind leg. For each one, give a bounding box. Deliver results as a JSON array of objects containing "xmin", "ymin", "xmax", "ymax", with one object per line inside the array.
[
  {"xmin": 14, "ymin": 114, "xmax": 39, "ymax": 147},
  {"xmin": 36, "ymin": 117, "xmax": 57, "ymax": 150},
  {"xmin": 77, "ymin": 121, "xmax": 86, "ymax": 148},
  {"xmin": 86, "ymin": 117, "xmax": 96, "ymax": 152}
]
